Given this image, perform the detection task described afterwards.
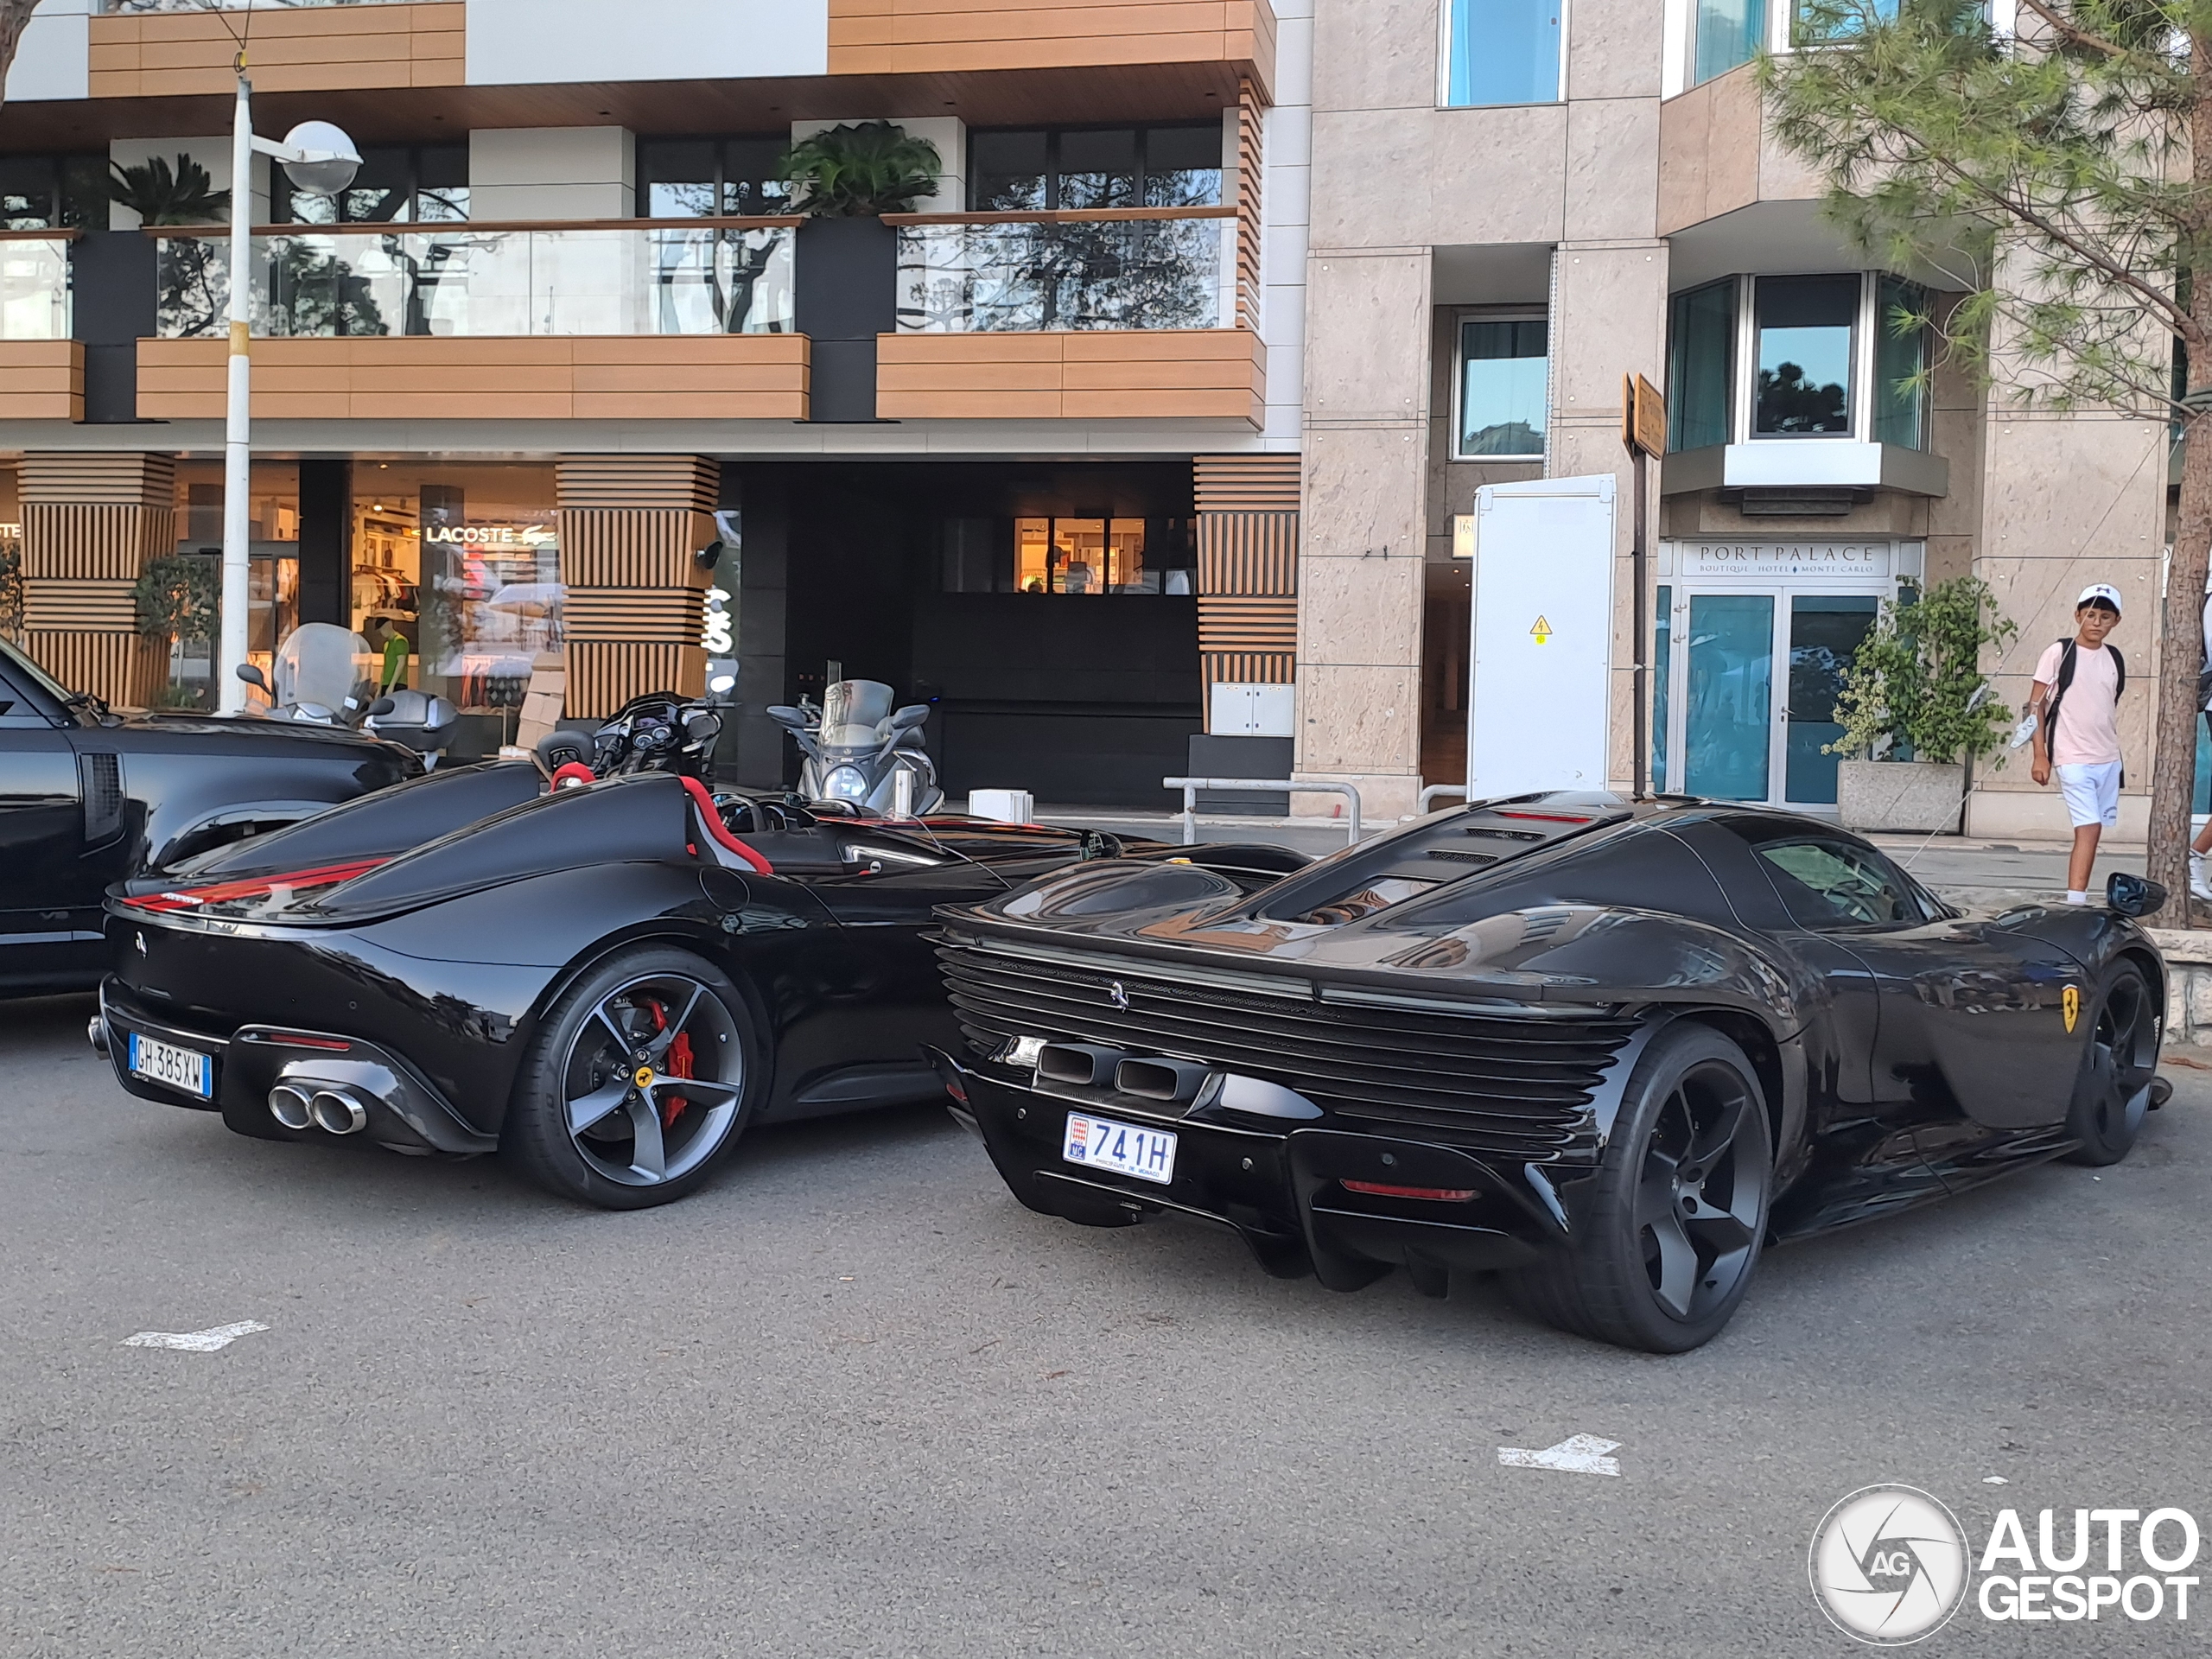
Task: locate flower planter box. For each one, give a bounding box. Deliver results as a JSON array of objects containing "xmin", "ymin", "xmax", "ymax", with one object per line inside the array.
[{"xmin": 1837, "ymin": 759, "xmax": 1965, "ymax": 835}]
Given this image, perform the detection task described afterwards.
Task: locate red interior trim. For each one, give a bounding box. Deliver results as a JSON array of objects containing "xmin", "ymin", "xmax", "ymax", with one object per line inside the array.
[
  {"xmin": 549, "ymin": 762, "xmax": 596, "ymax": 790},
  {"xmin": 678, "ymin": 776, "xmax": 774, "ymax": 874}
]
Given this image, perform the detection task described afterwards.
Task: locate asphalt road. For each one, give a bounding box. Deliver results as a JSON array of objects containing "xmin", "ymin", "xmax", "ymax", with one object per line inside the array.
[{"xmin": 4, "ymin": 989, "xmax": 2209, "ymax": 1657}]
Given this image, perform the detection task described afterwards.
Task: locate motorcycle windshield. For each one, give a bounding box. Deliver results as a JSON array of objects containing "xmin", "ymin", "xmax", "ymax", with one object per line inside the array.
[
  {"xmin": 820, "ymin": 680, "xmax": 893, "ymax": 734},
  {"xmin": 274, "ymin": 623, "xmax": 369, "ymax": 711}
]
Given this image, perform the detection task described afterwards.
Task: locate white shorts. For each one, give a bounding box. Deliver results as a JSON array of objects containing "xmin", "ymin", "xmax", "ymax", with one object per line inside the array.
[{"xmin": 2057, "ymin": 760, "xmax": 2122, "ymax": 830}]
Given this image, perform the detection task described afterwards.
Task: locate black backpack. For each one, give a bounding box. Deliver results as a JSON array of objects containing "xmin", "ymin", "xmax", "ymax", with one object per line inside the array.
[{"xmin": 2045, "ymin": 637, "xmax": 2125, "ymax": 750}]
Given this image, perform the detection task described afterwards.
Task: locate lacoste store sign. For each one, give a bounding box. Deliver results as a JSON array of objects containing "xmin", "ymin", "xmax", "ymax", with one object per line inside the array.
[{"xmin": 1681, "ymin": 543, "xmax": 1894, "ymax": 579}]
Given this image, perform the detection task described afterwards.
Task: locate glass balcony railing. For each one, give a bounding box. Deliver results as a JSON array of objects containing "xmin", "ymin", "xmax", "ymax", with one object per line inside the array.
[
  {"xmin": 895, "ymin": 213, "xmax": 1231, "ymax": 332},
  {"xmin": 0, "ymin": 236, "xmax": 71, "ymax": 340},
  {"xmin": 153, "ymin": 223, "xmax": 797, "ymax": 340},
  {"xmin": 95, "ymin": 1, "xmax": 407, "ymax": 13}
]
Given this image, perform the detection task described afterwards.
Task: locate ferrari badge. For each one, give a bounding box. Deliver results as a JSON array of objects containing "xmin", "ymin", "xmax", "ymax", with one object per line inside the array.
[{"xmin": 2063, "ymin": 985, "xmax": 2080, "ymax": 1033}]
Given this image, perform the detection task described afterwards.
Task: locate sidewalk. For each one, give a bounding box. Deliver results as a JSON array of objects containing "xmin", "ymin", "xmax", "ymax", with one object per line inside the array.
[{"xmin": 1027, "ymin": 804, "xmax": 2150, "ymax": 911}]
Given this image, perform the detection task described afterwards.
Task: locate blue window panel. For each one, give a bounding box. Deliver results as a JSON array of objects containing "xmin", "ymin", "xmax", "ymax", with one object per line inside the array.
[
  {"xmin": 1447, "ymin": 0, "xmax": 1561, "ymax": 107},
  {"xmin": 1653, "ymin": 585, "xmax": 1673, "ymax": 792}
]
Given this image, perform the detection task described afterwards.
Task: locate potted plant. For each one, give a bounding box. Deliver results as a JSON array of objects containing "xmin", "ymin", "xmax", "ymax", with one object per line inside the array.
[
  {"xmin": 134, "ymin": 553, "xmax": 220, "ymax": 711},
  {"xmin": 1828, "ymin": 576, "xmax": 2017, "ymax": 834},
  {"xmin": 782, "ymin": 123, "xmax": 943, "ymax": 422}
]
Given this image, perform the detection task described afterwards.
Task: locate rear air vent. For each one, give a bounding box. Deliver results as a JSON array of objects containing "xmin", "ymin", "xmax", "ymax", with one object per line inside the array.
[{"xmin": 81, "ymin": 753, "xmax": 123, "ymax": 844}]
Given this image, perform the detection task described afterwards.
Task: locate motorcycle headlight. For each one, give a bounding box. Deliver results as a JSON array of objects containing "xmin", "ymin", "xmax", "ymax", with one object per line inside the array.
[{"xmin": 823, "ymin": 765, "xmax": 869, "ymax": 801}]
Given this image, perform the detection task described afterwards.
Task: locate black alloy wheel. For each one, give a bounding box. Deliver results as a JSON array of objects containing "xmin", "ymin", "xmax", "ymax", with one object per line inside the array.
[
  {"xmin": 2063, "ymin": 961, "xmax": 2158, "ymax": 1166},
  {"xmin": 504, "ymin": 944, "xmax": 761, "ymax": 1209},
  {"xmin": 1508, "ymin": 1022, "xmax": 1773, "ymax": 1353}
]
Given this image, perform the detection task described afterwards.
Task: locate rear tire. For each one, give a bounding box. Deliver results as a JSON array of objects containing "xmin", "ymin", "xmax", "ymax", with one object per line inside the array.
[
  {"xmin": 1508, "ymin": 1023, "xmax": 1773, "ymax": 1354},
  {"xmin": 2063, "ymin": 962, "xmax": 2158, "ymax": 1166},
  {"xmin": 502, "ymin": 944, "xmax": 763, "ymax": 1210}
]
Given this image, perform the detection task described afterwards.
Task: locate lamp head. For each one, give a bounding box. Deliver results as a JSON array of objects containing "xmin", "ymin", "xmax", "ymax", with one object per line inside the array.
[{"xmin": 278, "ymin": 120, "xmax": 361, "ymax": 198}]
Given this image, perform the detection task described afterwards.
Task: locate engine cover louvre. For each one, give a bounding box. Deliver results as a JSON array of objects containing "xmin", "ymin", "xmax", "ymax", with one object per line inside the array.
[{"xmin": 939, "ymin": 941, "xmax": 1633, "ymax": 1162}]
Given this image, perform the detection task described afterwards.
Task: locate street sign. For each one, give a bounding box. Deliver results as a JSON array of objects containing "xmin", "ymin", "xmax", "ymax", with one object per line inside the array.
[{"xmin": 1622, "ymin": 373, "xmax": 1666, "ymax": 458}]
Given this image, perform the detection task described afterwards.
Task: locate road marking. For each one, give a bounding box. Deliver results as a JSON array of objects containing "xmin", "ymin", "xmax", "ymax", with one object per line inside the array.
[
  {"xmin": 1498, "ymin": 1433, "xmax": 1622, "ymax": 1476},
  {"xmin": 123, "ymin": 1320, "xmax": 269, "ymax": 1353}
]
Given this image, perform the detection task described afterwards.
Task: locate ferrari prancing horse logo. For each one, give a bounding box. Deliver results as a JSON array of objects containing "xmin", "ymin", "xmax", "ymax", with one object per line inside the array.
[{"xmin": 2063, "ymin": 985, "xmax": 2081, "ymax": 1033}]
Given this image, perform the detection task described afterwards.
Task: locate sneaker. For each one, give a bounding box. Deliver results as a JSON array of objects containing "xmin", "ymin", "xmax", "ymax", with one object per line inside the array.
[{"xmin": 2192, "ymin": 852, "xmax": 2212, "ymax": 904}]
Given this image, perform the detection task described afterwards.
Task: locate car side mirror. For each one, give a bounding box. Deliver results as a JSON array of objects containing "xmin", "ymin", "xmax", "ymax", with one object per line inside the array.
[
  {"xmin": 365, "ymin": 696, "xmax": 397, "ymax": 717},
  {"xmin": 234, "ymin": 663, "xmax": 270, "ymax": 691},
  {"xmin": 2107, "ymin": 872, "xmax": 2167, "ymax": 918},
  {"xmin": 891, "ymin": 703, "xmax": 929, "ymax": 730}
]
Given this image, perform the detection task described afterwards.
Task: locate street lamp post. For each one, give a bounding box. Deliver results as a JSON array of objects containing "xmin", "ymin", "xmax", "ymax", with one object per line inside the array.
[{"xmin": 218, "ymin": 67, "xmax": 359, "ymax": 715}]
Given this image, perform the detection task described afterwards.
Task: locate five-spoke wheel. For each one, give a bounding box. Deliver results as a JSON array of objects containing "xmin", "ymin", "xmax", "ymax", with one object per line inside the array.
[
  {"xmin": 2065, "ymin": 961, "xmax": 2158, "ymax": 1166},
  {"xmin": 1510, "ymin": 1023, "xmax": 1773, "ymax": 1352},
  {"xmin": 504, "ymin": 945, "xmax": 760, "ymax": 1208}
]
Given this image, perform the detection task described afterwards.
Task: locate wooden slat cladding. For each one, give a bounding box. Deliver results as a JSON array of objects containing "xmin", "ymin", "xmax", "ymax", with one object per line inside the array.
[
  {"xmin": 554, "ymin": 455, "xmax": 721, "ymax": 515},
  {"xmin": 877, "ymin": 329, "xmax": 1264, "ymax": 423},
  {"xmin": 22, "ymin": 580, "xmax": 137, "ymax": 632},
  {"xmin": 89, "ymin": 3, "xmax": 464, "ymax": 99},
  {"xmin": 563, "ymin": 587, "xmax": 708, "ymax": 642},
  {"xmin": 20, "ymin": 451, "xmax": 175, "ymax": 513},
  {"xmin": 1198, "ymin": 510, "xmax": 1296, "ymax": 594},
  {"xmin": 22, "ymin": 631, "xmax": 166, "ymax": 709},
  {"xmin": 0, "ymin": 342, "xmax": 84, "ymax": 422},
  {"xmin": 1192, "ymin": 452, "xmax": 1298, "ymax": 512},
  {"xmin": 137, "ymin": 336, "xmax": 810, "ymax": 423},
  {"xmin": 565, "ymin": 642, "xmax": 708, "ymax": 720},
  {"xmin": 555, "ymin": 510, "xmax": 718, "ymax": 589},
  {"xmin": 1236, "ymin": 79, "xmax": 1262, "ymax": 330},
  {"xmin": 829, "ymin": 0, "xmax": 1276, "ymax": 95},
  {"xmin": 1197, "ymin": 594, "xmax": 1295, "ymax": 652},
  {"xmin": 1201, "ymin": 650, "xmax": 1293, "ymax": 685}
]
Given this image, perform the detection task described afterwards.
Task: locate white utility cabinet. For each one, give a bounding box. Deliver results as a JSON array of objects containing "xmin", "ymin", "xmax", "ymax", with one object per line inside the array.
[
  {"xmin": 1208, "ymin": 681, "xmax": 1295, "ymax": 738},
  {"xmin": 1465, "ymin": 474, "xmax": 1617, "ymax": 796}
]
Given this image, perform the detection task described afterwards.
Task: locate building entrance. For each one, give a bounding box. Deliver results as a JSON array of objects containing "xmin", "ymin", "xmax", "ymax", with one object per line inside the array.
[{"xmin": 1654, "ymin": 540, "xmax": 1920, "ymax": 811}]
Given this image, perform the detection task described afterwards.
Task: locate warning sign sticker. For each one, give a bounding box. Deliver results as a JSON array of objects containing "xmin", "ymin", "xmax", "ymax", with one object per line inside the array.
[{"xmin": 1530, "ymin": 616, "xmax": 1552, "ymax": 644}]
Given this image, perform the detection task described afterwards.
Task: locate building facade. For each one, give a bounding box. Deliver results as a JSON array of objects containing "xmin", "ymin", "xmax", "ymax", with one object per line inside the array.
[
  {"xmin": 1294, "ymin": 0, "xmax": 2168, "ymax": 836},
  {"xmin": 0, "ymin": 0, "xmax": 1311, "ymax": 803}
]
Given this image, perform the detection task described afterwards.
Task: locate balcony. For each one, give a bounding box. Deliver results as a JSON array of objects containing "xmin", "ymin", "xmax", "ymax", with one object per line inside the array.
[
  {"xmin": 880, "ymin": 209, "xmax": 1262, "ymax": 422},
  {"xmin": 0, "ymin": 233, "xmax": 82, "ymax": 420},
  {"xmin": 89, "ymin": 0, "xmax": 461, "ymax": 98},
  {"xmin": 139, "ymin": 219, "xmax": 809, "ymax": 420}
]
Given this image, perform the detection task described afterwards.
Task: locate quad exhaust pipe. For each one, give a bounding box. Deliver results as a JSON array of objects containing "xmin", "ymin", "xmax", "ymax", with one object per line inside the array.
[{"xmin": 268, "ymin": 1083, "xmax": 371, "ymax": 1135}]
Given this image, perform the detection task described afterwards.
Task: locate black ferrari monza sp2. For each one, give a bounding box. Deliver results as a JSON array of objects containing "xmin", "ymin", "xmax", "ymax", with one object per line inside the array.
[
  {"xmin": 933, "ymin": 792, "xmax": 2172, "ymax": 1351},
  {"xmin": 94, "ymin": 762, "xmax": 1302, "ymax": 1209}
]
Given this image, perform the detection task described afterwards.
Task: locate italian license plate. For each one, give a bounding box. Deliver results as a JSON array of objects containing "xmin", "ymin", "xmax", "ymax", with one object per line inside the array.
[
  {"xmin": 1062, "ymin": 1112, "xmax": 1177, "ymax": 1185},
  {"xmin": 129, "ymin": 1032, "xmax": 213, "ymax": 1100}
]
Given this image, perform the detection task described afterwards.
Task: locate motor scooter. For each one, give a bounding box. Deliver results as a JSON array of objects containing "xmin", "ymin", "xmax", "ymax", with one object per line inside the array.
[
  {"xmin": 234, "ymin": 623, "xmax": 375, "ymax": 726},
  {"xmin": 363, "ymin": 687, "xmax": 461, "ymax": 769},
  {"xmin": 535, "ymin": 690, "xmax": 724, "ymax": 785},
  {"xmin": 766, "ymin": 680, "xmax": 943, "ymax": 815}
]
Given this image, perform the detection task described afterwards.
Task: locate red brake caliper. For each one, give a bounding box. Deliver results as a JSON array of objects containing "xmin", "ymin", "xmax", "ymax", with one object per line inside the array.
[{"xmin": 640, "ymin": 996, "xmax": 697, "ymax": 1130}]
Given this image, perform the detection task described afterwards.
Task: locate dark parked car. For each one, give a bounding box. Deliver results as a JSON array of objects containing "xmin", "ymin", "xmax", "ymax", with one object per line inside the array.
[
  {"xmin": 932, "ymin": 792, "xmax": 2171, "ymax": 1352},
  {"xmin": 92, "ymin": 764, "xmax": 1306, "ymax": 1208},
  {"xmin": 0, "ymin": 634, "xmax": 419, "ymax": 995}
]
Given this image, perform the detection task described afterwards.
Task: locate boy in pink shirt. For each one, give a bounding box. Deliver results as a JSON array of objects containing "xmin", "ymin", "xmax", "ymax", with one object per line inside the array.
[{"xmin": 2028, "ymin": 585, "xmax": 2125, "ymax": 905}]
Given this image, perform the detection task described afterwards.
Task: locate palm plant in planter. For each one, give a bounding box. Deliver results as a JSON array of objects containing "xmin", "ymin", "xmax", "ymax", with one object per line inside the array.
[
  {"xmin": 1828, "ymin": 576, "xmax": 2017, "ymax": 834},
  {"xmin": 780, "ymin": 123, "xmax": 942, "ymax": 217}
]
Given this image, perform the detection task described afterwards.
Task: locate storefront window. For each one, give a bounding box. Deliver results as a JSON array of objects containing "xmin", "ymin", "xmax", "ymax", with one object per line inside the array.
[
  {"xmin": 640, "ymin": 137, "xmax": 791, "ymax": 218},
  {"xmin": 170, "ymin": 460, "xmax": 299, "ymax": 708},
  {"xmin": 969, "ymin": 128, "xmax": 1221, "ymax": 212},
  {"xmin": 1872, "ymin": 275, "xmax": 1929, "ymax": 450},
  {"xmin": 352, "ymin": 462, "xmax": 562, "ymax": 728},
  {"xmin": 1457, "ymin": 316, "xmax": 1548, "ymax": 457},
  {"xmin": 1754, "ymin": 275, "xmax": 1857, "ymax": 435},
  {"xmin": 948, "ymin": 516, "xmax": 1193, "ymax": 594},
  {"xmin": 1666, "ymin": 279, "xmax": 1734, "ymax": 452}
]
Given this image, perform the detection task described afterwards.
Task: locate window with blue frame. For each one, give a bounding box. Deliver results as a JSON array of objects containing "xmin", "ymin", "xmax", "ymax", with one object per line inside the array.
[{"xmin": 1446, "ymin": 0, "xmax": 1562, "ymax": 107}]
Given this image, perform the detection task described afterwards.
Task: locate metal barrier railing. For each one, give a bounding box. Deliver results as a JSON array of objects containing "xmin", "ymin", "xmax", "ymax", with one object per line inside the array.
[
  {"xmin": 1161, "ymin": 778, "xmax": 1363, "ymax": 848},
  {"xmin": 1417, "ymin": 784, "xmax": 1470, "ymax": 814}
]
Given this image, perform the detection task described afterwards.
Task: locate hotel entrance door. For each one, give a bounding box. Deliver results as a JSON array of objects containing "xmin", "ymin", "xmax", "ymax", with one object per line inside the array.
[{"xmin": 1653, "ymin": 542, "xmax": 1917, "ymax": 811}]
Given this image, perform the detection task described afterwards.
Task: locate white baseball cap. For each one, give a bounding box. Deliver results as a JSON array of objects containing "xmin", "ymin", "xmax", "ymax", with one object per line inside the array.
[{"xmin": 2077, "ymin": 583, "xmax": 2123, "ymax": 613}]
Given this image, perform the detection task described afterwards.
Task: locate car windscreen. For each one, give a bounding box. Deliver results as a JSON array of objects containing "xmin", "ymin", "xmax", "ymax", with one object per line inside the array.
[{"xmin": 0, "ymin": 633, "xmax": 73, "ymax": 711}]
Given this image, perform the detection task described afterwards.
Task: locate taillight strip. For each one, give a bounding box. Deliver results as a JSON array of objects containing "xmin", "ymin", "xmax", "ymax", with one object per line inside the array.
[{"xmin": 124, "ymin": 858, "xmax": 389, "ymax": 914}]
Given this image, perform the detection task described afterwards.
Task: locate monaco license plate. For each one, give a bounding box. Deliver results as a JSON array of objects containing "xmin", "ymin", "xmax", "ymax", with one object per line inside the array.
[
  {"xmin": 1062, "ymin": 1112, "xmax": 1177, "ymax": 1185},
  {"xmin": 129, "ymin": 1032, "xmax": 213, "ymax": 1100}
]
